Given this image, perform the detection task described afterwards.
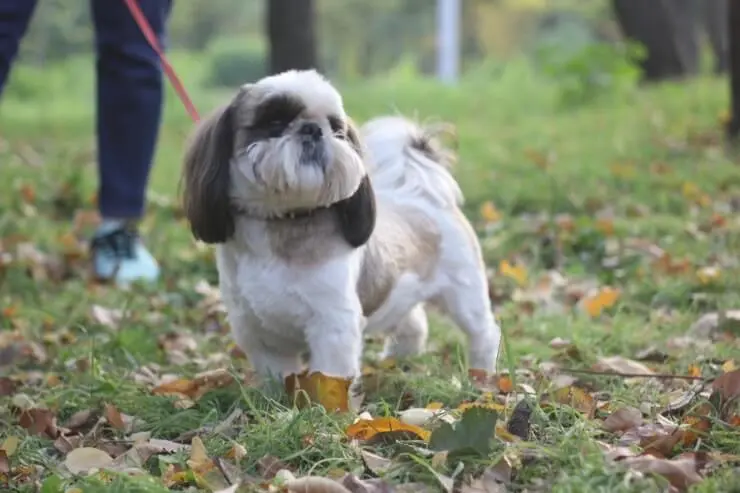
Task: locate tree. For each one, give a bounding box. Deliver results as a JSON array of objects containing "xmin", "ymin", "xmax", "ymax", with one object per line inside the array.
[
  {"xmin": 611, "ymin": 0, "xmax": 699, "ymax": 81},
  {"xmin": 267, "ymin": 0, "xmax": 317, "ymax": 75},
  {"xmin": 727, "ymin": 0, "xmax": 740, "ymax": 141}
]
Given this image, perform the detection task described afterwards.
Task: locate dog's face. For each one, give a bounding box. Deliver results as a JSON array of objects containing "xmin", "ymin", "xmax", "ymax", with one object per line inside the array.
[{"xmin": 181, "ymin": 70, "xmax": 375, "ymax": 245}]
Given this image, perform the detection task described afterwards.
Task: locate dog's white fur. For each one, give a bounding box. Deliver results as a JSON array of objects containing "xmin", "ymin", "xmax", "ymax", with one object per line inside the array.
[{"xmin": 180, "ymin": 69, "xmax": 501, "ymax": 382}]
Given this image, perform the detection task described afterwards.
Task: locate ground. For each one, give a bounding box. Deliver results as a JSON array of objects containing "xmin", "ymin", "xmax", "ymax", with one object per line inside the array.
[{"xmin": 1, "ymin": 57, "xmax": 739, "ymax": 492}]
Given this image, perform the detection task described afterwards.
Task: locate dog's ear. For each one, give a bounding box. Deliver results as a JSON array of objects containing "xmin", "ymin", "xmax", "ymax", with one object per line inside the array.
[
  {"xmin": 344, "ymin": 117, "xmax": 364, "ymax": 156},
  {"xmin": 333, "ymin": 174, "xmax": 377, "ymax": 248},
  {"xmin": 181, "ymin": 86, "xmax": 253, "ymax": 243},
  {"xmin": 181, "ymin": 102, "xmax": 236, "ymax": 243}
]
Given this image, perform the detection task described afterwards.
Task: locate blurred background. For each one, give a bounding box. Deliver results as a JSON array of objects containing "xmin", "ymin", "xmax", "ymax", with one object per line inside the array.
[{"xmin": 6, "ymin": 0, "xmax": 730, "ymax": 98}]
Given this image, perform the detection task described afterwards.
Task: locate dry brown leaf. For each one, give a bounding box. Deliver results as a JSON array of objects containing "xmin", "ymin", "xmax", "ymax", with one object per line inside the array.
[
  {"xmin": 619, "ymin": 423, "xmax": 683, "ymax": 458},
  {"xmin": 64, "ymin": 447, "xmax": 114, "ymax": 475},
  {"xmin": 340, "ymin": 474, "xmax": 396, "ymax": 493},
  {"xmin": 603, "ymin": 407, "xmax": 643, "ymax": 433},
  {"xmin": 257, "ymin": 454, "xmax": 290, "ymax": 480},
  {"xmin": 90, "ymin": 304, "xmax": 124, "ymax": 330},
  {"xmin": 225, "ymin": 443, "xmax": 247, "ymax": 461},
  {"xmin": 593, "ymin": 356, "xmax": 654, "ymax": 376},
  {"xmin": 0, "ymin": 450, "xmax": 9, "ymax": 475},
  {"xmin": 360, "ymin": 449, "xmax": 393, "ymax": 476},
  {"xmin": 621, "ymin": 453, "xmax": 704, "ymax": 490},
  {"xmin": 286, "ymin": 476, "xmax": 352, "ymax": 493},
  {"xmin": 712, "ymin": 368, "xmax": 740, "ymax": 402},
  {"xmin": 0, "ymin": 377, "xmax": 18, "ymax": 397},
  {"xmin": 680, "ymin": 403, "xmax": 713, "ymax": 447},
  {"xmin": 16, "ymin": 408, "xmax": 58, "ymax": 439},
  {"xmin": 103, "ymin": 403, "xmax": 125, "ymax": 430}
]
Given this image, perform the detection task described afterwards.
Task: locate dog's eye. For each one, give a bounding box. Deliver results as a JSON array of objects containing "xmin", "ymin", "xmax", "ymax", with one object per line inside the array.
[{"xmin": 328, "ymin": 116, "xmax": 345, "ymax": 139}]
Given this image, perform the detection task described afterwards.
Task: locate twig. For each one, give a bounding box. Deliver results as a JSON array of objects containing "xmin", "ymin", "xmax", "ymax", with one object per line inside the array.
[{"xmin": 560, "ymin": 368, "xmax": 707, "ymax": 381}]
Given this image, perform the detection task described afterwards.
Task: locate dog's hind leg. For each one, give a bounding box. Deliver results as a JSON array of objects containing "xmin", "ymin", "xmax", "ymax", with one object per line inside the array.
[
  {"xmin": 379, "ymin": 303, "xmax": 429, "ymax": 360},
  {"xmin": 436, "ymin": 271, "xmax": 501, "ymax": 373}
]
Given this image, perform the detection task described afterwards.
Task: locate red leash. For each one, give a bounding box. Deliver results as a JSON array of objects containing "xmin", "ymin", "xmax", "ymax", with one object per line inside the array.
[{"xmin": 123, "ymin": 0, "xmax": 201, "ymax": 123}]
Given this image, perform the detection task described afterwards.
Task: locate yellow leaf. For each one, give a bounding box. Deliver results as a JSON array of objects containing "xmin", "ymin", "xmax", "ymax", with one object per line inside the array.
[
  {"xmin": 457, "ymin": 401, "xmax": 506, "ymax": 413},
  {"xmin": 479, "ymin": 201, "xmax": 502, "ymax": 223},
  {"xmin": 524, "ymin": 148, "xmax": 552, "ymax": 169},
  {"xmin": 609, "ymin": 162, "xmax": 636, "ymax": 180},
  {"xmin": 426, "ymin": 402, "xmax": 444, "ymax": 411},
  {"xmin": 499, "ymin": 260, "xmax": 527, "ymax": 286},
  {"xmin": 551, "ymin": 386, "xmax": 595, "ymax": 415},
  {"xmin": 0, "ymin": 436, "xmax": 19, "ymax": 457},
  {"xmin": 582, "ymin": 287, "xmax": 620, "ymax": 317},
  {"xmin": 687, "ymin": 364, "xmax": 702, "ymax": 378},
  {"xmin": 345, "ymin": 417, "xmax": 430, "ymax": 442},
  {"xmin": 722, "ymin": 360, "xmax": 737, "ymax": 373},
  {"xmin": 696, "ymin": 266, "xmax": 720, "ymax": 285},
  {"xmin": 285, "ymin": 371, "xmax": 352, "ymax": 413}
]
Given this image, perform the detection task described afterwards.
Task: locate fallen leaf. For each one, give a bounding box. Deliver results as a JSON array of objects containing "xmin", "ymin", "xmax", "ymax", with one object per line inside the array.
[
  {"xmin": 64, "ymin": 447, "xmax": 114, "ymax": 475},
  {"xmin": 581, "ymin": 287, "xmax": 620, "ymax": 317},
  {"xmin": 635, "ymin": 346, "xmax": 669, "ymax": 363},
  {"xmin": 0, "ymin": 450, "xmax": 8, "ymax": 475},
  {"xmin": 346, "ymin": 417, "xmax": 430, "ymax": 443},
  {"xmin": 0, "ymin": 436, "xmax": 20, "ymax": 457},
  {"xmin": 619, "ymin": 423, "xmax": 684, "ymax": 457},
  {"xmin": 103, "ymin": 403, "xmax": 125, "ymax": 430},
  {"xmin": 722, "ymin": 360, "xmax": 737, "ymax": 373},
  {"xmin": 688, "ymin": 311, "xmax": 740, "ymax": 340},
  {"xmin": 711, "ymin": 368, "xmax": 740, "ymax": 403},
  {"xmin": 225, "ymin": 443, "xmax": 247, "ymax": 461},
  {"xmin": 339, "ymin": 473, "xmax": 395, "ymax": 493},
  {"xmin": 360, "ymin": 450, "xmax": 393, "ymax": 476},
  {"xmin": 593, "ymin": 356, "xmax": 654, "ymax": 376},
  {"xmin": 696, "ymin": 266, "xmax": 720, "ymax": 285},
  {"xmin": 603, "ymin": 407, "xmax": 643, "ymax": 433},
  {"xmin": 687, "ymin": 364, "xmax": 702, "ymax": 378},
  {"xmin": 16, "ymin": 408, "xmax": 58, "ymax": 439},
  {"xmin": 286, "ymin": 476, "xmax": 352, "ymax": 493},
  {"xmin": 479, "ymin": 201, "xmax": 502, "ymax": 224},
  {"xmin": 257, "ymin": 455, "xmax": 290, "ymax": 480},
  {"xmin": 286, "ymin": 371, "xmax": 352, "ymax": 413},
  {"xmin": 429, "ymin": 406, "xmax": 498, "ymax": 456},
  {"xmin": 506, "ymin": 399, "xmax": 532, "ymax": 440},
  {"xmin": 680, "ymin": 403, "xmax": 713, "ymax": 447},
  {"xmin": 621, "ymin": 453, "xmax": 704, "ymax": 490},
  {"xmin": 90, "ymin": 304, "xmax": 124, "ymax": 330},
  {"xmin": 550, "ymin": 386, "xmax": 595, "ymax": 415},
  {"xmin": 0, "ymin": 377, "xmax": 18, "ymax": 397},
  {"xmin": 499, "ymin": 260, "xmax": 527, "ymax": 287}
]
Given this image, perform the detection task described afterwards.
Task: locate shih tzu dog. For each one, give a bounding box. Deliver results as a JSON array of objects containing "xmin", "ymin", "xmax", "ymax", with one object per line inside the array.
[{"xmin": 181, "ymin": 69, "xmax": 501, "ymax": 384}]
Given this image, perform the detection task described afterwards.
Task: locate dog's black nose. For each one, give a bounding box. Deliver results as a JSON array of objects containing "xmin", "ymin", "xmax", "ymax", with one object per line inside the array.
[{"xmin": 300, "ymin": 122, "xmax": 323, "ymax": 141}]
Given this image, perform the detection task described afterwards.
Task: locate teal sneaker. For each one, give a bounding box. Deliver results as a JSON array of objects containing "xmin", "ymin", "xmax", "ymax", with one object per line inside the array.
[{"xmin": 90, "ymin": 220, "xmax": 160, "ymax": 286}]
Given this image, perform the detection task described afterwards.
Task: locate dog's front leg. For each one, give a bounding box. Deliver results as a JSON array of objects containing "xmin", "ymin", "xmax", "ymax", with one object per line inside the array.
[{"xmin": 305, "ymin": 307, "xmax": 363, "ymax": 380}]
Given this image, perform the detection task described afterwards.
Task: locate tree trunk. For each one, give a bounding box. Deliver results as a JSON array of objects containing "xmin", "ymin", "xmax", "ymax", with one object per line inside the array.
[
  {"xmin": 702, "ymin": 0, "xmax": 728, "ymax": 74},
  {"xmin": 727, "ymin": 0, "xmax": 740, "ymax": 140},
  {"xmin": 267, "ymin": 0, "xmax": 317, "ymax": 75},
  {"xmin": 611, "ymin": 0, "xmax": 699, "ymax": 81}
]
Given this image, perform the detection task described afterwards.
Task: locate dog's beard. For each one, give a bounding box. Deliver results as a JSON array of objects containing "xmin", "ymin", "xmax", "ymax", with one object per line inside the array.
[{"xmin": 231, "ymin": 133, "xmax": 365, "ymax": 217}]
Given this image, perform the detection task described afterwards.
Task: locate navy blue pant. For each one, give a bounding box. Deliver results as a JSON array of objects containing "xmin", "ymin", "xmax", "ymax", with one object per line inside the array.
[{"xmin": 0, "ymin": 0, "xmax": 172, "ymax": 219}]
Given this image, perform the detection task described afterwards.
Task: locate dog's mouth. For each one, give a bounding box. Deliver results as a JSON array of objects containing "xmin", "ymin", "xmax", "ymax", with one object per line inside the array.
[{"xmin": 300, "ymin": 139, "xmax": 327, "ymax": 169}]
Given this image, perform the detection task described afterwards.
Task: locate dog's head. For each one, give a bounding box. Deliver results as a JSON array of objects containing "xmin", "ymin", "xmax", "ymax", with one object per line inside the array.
[{"xmin": 181, "ymin": 69, "xmax": 375, "ymax": 246}]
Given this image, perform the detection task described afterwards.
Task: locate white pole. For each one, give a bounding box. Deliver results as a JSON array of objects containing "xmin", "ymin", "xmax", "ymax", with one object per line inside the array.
[{"xmin": 437, "ymin": 0, "xmax": 460, "ymax": 84}]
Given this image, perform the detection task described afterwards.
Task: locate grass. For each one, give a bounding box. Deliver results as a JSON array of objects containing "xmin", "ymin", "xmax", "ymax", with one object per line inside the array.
[{"xmin": 1, "ymin": 53, "xmax": 740, "ymax": 492}]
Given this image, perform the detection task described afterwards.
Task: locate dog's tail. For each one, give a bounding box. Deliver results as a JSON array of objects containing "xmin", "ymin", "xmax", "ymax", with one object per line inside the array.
[{"xmin": 360, "ymin": 116, "xmax": 463, "ymax": 208}]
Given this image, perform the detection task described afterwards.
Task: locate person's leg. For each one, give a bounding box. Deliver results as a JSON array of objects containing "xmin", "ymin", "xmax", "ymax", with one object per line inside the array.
[
  {"xmin": 0, "ymin": 0, "xmax": 38, "ymax": 96},
  {"xmin": 89, "ymin": 0, "xmax": 172, "ymax": 285}
]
